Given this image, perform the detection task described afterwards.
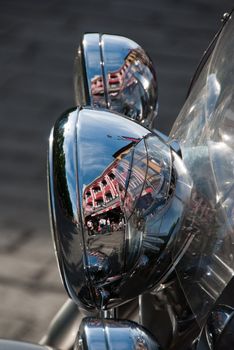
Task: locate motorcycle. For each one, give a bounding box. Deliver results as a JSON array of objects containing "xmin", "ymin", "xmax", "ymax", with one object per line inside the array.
[{"xmin": 2, "ymin": 9, "xmax": 234, "ymax": 350}]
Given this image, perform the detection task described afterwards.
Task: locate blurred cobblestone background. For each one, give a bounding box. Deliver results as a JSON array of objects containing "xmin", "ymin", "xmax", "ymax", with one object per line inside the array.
[{"xmin": 0, "ymin": 0, "xmax": 233, "ymax": 344}]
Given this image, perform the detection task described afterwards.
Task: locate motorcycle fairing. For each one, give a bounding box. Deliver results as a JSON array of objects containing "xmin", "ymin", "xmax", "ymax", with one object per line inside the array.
[{"xmin": 170, "ymin": 13, "xmax": 234, "ymax": 328}]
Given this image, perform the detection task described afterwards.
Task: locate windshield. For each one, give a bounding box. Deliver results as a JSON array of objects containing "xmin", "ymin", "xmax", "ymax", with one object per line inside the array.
[{"xmin": 170, "ymin": 14, "xmax": 234, "ymax": 327}]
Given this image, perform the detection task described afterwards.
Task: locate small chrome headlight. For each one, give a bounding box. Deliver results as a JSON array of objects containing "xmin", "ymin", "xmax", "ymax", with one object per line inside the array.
[
  {"xmin": 74, "ymin": 33, "xmax": 158, "ymax": 128},
  {"xmin": 76, "ymin": 317, "xmax": 160, "ymax": 350}
]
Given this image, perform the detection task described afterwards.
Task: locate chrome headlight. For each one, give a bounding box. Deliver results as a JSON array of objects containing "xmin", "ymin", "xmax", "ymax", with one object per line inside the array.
[
  {"xmin": 48, "ymin": 107, "xmax": 192, "ymax": 310},
  {"xmin": 74, "ymin": 34, "xmax": 158, "ymax": 128}
]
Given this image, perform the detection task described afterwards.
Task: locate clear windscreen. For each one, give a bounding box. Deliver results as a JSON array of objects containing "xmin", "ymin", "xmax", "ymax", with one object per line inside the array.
[{"xmin": 170, "ymin": 14, "xmax": 234, "ymax": 327}]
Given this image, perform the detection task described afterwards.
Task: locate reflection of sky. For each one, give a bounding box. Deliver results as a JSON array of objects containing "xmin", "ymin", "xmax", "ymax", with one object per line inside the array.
[
  {"xmin": 102, "ymin": 35, "xmax": 137, "ymax": 72},
  {"xmin": 103, "ymin": 48, "xmax": 128, "ymax": 72},
  {"xmin": 77, "ymin": 109, "xmax": 148, "ymax": 190},
  {"xmin": 63, "ymin": 112, "xmax": 79, "ymax": 219}
]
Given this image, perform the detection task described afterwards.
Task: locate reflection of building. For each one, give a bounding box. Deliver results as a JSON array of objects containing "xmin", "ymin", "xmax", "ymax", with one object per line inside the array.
[
  {"xmin": 91, "ymin": 48, "xmax": 146, "ymax": 97},
  {"xmin": 83, "ymin": 159, "xmax": 120, "ymax": 217},
  {"xmin": 83, "ymin": 137, "xmax": 164, "ymax": 220}
]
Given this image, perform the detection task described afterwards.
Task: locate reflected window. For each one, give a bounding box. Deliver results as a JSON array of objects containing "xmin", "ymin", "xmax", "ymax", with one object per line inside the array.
[
  {"xmin": 105, "ymin": 192, "xmax": 113, "ymax": 202},
  {"xmin": 147, "ymin": 165, "xmax": 162, "ymax": 192},
  {"xmin": 93, "ymin": 186, "xmax": 101, "ymax": 193},
  {"xmin": 96, "ymin": 199, "xmax": 104, "ymax": 207},
  {"xmin": 108, "ymin": 172, "xmax": 115, "ymax": 180},
  {"xmin": 102, "ymin": 179, "xmax": 107, "ymax": 187},
  {"xmin": 118, "ymin": 165, "xmax": 125, "ymax": 173}
]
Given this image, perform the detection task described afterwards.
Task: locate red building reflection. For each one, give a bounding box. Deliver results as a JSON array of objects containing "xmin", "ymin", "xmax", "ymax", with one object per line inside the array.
[
  {"xmin": 91, "ymin": 48, "xmax": 148, "ymax": 97},
  {"xmin": 83, "ymin": 158, "xmax": 120, "ymax": 218},
  {"xmin": 83, "ymin": 136, "xmax": 164, "ymax": 232},
  {"xmin": 83, "ymin": 141, "xmax": 140, "ymax": 221}
]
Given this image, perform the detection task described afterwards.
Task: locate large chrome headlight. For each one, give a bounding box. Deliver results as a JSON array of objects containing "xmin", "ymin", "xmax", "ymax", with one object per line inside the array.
[{"xmin": 48, "ymin": 107, "xmax": 192, "ymax": 310}]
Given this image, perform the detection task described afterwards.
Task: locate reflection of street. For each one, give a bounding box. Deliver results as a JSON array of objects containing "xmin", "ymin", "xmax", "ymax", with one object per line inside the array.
[
  {"xmin": 86, "ymin": 230, "xmax": 125, "ymax": 281},
  {"xmin": 86, "ymin": 212, "xmax": 124, "ymax": 236},
  {"xmin": 87, "ymin": 230, "xmax": 124, "ymax": 257}
]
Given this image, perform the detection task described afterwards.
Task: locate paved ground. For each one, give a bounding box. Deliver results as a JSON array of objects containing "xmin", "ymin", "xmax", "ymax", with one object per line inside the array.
[{"xmin": 0, "ymin": 0, "xmax": 233, "ymax": 344}]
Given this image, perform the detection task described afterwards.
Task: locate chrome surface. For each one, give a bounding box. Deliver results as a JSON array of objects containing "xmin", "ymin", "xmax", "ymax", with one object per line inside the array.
[
  {"xmin": 48, "ymin": 107, "xmax": 192, "ymax": 310},
  {"xmin": 74, "ymin": 33, "xmax": 158, "ymax": 128},
  {"xmin": 101, "ymin": 309, "xmax": 116, "ymax": 319},
  {"xmin": 75, "ymin": 317, "xmax": 160, "ymax": 350}
]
